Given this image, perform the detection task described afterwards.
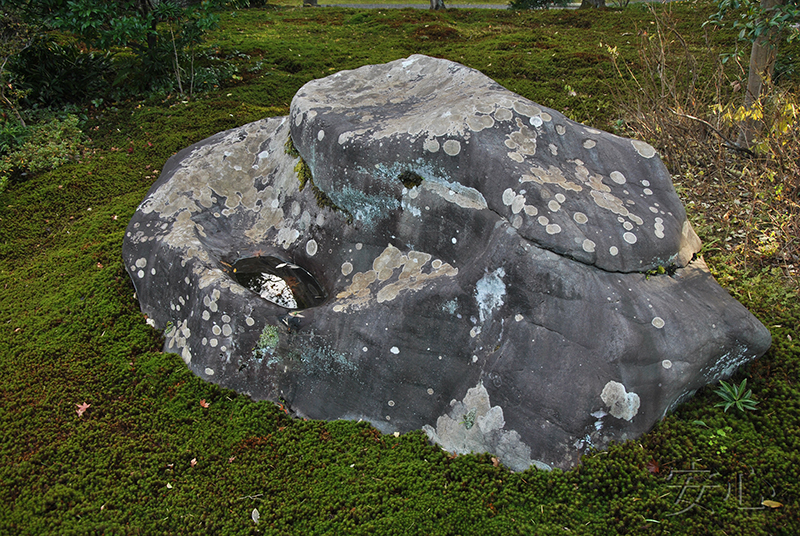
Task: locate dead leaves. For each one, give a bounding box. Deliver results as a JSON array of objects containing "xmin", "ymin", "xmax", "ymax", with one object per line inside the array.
[
  {"xmin": 199, "ymin": 399, "xmax": 210, "ymax": 408},
  {"xmin": 76, "ymin": 402, "xmax": 91, "ymax": 417}
]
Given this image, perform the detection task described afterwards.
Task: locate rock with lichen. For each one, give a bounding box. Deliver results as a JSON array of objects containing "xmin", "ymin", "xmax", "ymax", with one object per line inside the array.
[{"xmin": 123, "ymin": 55, "xmax": 771, "ymax": 470}]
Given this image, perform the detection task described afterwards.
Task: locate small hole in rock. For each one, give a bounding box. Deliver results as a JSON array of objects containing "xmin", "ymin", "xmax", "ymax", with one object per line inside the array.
[
  {"xmin": 232, "ymin": 256, "xmax": 326, "ymax": 310},
  {"xmin": 398, "ymin": 170, "xmax": 424, "ymax": 189}
]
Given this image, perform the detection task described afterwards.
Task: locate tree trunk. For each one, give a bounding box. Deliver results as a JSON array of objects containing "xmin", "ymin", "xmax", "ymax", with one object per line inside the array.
[
  {"xmin": 579, "ymin": 0, "xmax": 605, "ymax": 8},
  {"xmin": 738, "ymin": 0, "xmax": 783, "ymax": 147},
  {"xmin": 430, "ymin": 0, "xmax": 446, "ymax": 10}
]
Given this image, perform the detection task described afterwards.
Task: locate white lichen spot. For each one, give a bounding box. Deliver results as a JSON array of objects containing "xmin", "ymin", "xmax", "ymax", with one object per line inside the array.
[
  {"xmin": 512, "ymin": 215, "xmax": 523, "ymax": 229},
  {"xmin": 508, "ymin": 152, "xmax": 524, "ymax": 163},
  {"xmin": 610, "ymin": 171, "xmax": 626, "ymax": 185},
  {"xmin": 475, "ymin": 268, "xmax": 506, "ymax": 323},
  {"xmin": 631, "ymin": 139, "xmax": 657, "ymax": 158},
  {"xmin": 137, "ymin": 270, "xmax": 145, "ymax": 279},
  {"xmin": 652, "ymin": 317, "xmax": 665, "ymax": 329},
  {"xmin": 245, "ymin": 316, "xmax": 255, "ymax": 326},
  {"xmin": 317, "ymin": 129, "xmax": 325, "ymax": 141},
  {"xmin": 530, "ymin": 115, "xmax": 543, "ymax": 128},
  {"xmin": 470, "ymin": 326, "xmax": 481, "ymax": 338},
  {"xmin": 443, "ymin": 139, "xmax": 462, "ymax": 156},
  {"xmin": 341, "ymin": 262, "xmax": 353, "ymax": 276},
  {"xmin": 333, "ymin": 304, "xmax": 344, "ymax": 312},
  {"xmin": 451, "ymin": 237, "xmax": 457, "ymax": 244},
  {"xmin": 151, "ymin": 268, "xmax": 156, "ymax": 275},
  {"xmin": 573, "ymin": 212, "xmax": 588, "ymax": 224},
  {"xmin": 136, "ymin": 257, "xmax": 147, "ymax": 268},
  {"xmin": 306, "ymin": 239, "xmax": 318, "ymax": 256},
  {"xmin": 515, "ymin": 314, "xmax": 523, "ymax": 322},
  {"xmin": 388, "ymin": 400, "xmax": 395, "ymax": 407},
  {"xmin": 662, "ymin": 359, "xmax": 673, "ymax": 369},
  {"xmin": 582, "ymin": 239, "xmax": 596, "ymax": 253},
  {"xmin": 654, "ymin": 220, "xmax": 665, "ymax": 239},
  {"xmin": 427, "ymin": 388, "xmax": 434, "ymax": 395},
  {"xmin": 545, "ymin": 224, "xmax": 562, "ymax": 235},
  {"xmin": 202, "ymin": 311, "xmax": 210, "ymax": 321},
  {"xmin": 524, "ymin": 205, "xmax": 538, "ymax": 216},
  {"xmin": 432, "ymin": 259, "xmax": 442, "ymax": 269},
  {"xmin": 390, "ymin": 346, "xmax": 400, "ymax": 355},
  {"xmin": 556, "ymin": 124, "xmax": 566, "ymax": 135},
  {"xmin": 583, "ymin": 139, "xmax": 597, "ymax": 149},
  {"xmin": 548, "ymin": 144, "xmax": 558, "ymax": 156},
  {"xmin": 472, "ymin": 355, "xmax": 478, "ymax": 363},
  {"xmin": 512, "ymin": 195, "xmax": 526, "ymax": 214},
  {"xmin": 204, "ymin": 367, "xmax": 214, "ymax": 376},
  {"xmin": 424, "ymin": 138, "xmax": 440, "ymax": 153},
  {"xmin": 601, "ymin": 381, "xmax": 640, "ymax": 421},
  {"xmin": 502, "ymin": 188, "xmax": 515, "ymax": 206},
  {"xmin": 538, "ymin": 216, "xmax": 549, "ymax": 226},
  {"xmin": 623, "ymin": 232, "xmax": 637, "ymax": 244},
  {"xmin": 210, "ymin": 338, "xmax": 218, "ymax": 347},
  {"xmin": 356, "ymin": 243, "xmax": 363, "ymax": 250},
  {"xmin": 548, "ymin": 200, "xmax": 561, "ymax": 212},
  {"xmin": 222, "ymin": 324, "xmax": 232, "ymax": 337},
  {"xmin": 623, "ymin": 221, "xmax": 634, "ymax": 231},
  {"xmin": 609, "ymin": 246, "xmax": 619, "ymax": 256},
  {"xmin": 555, "ymin": 193, "xmax": 566, "ymax": 203},
  {"xmin": 494, "ymin": 108, "xmax": 513, "ymax": 121}
]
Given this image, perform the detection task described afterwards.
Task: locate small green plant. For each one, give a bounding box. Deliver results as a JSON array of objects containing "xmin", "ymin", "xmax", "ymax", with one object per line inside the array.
[
  {"xmin": 714, "ymin": 378, "xmax": 759, "ymax": 412},
  {"xmin": 706, "ymin": 425, "xmax": 733, "ymax": 455}
]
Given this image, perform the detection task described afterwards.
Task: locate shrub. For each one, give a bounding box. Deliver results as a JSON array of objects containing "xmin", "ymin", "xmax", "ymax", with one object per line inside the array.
[
  {"xmin": 0, "ymin": 114, "xmax": 84, "ymax": 193},
  {"xmin": 508, "ymin": 0, "xmax": 568, "ymax": 9},
  {"xmin": 8, "ymin": 36, "xmax": 112, "ymax": 106}
]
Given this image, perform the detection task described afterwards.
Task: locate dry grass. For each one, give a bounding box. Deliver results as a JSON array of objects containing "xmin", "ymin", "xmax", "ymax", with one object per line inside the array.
[{"xmin": 608, "ymin": 5, "xmax": 800, "ymax": 284}]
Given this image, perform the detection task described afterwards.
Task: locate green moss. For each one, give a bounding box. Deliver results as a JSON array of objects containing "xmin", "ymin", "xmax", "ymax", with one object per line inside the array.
[
  {"xmin": 1, "ymin": 4, "xmax": 798, "ymax": 535},
  {"xmin": 286, "ymin": 133, "xmax": 346, "ymax": 215}
]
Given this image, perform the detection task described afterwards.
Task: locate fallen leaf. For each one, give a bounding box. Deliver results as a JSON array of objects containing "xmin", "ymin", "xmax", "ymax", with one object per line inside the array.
[
  {"xmin": 166, "ymin": 483, "xmax": 173, "ymax": 489},
  {"xmin": 252, "ymin": 508, "xmax": 260, "ymax": 524},
  {"xmin": 228, "ymin": 456, "xmax": 236, "ymax": 463},
  {"xmin": 200, "ymin": 399, "xmax": 210, "ymax": 408},
  {"xmin": 762, "ymin": 500, "xmax": 783, "ymax": 508},
  {"xmin": 491, "ymin": 457, "xmax": 500, "ymax": 467},
  {"xmin": 190, "ymin": 458, "xmax": 197, "ymax": 468},
  {"xmin": 76, "ymin": 402, "xmax": 91, "ymax": 417}
]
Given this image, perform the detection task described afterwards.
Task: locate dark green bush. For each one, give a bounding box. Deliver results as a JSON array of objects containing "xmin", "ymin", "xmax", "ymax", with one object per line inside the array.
[
  {"xmin": 9, "ymin": 36, "xmax": 112, "ymax": 106},
  {"xmin": 508, "ymin": 0, "xmax": 568, "ymax": 10}
]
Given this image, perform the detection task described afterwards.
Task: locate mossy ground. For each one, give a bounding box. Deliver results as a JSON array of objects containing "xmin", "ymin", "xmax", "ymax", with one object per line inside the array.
[{"xmin": 1, "ymin": 2, "xmax": 799, "ymax": 534}]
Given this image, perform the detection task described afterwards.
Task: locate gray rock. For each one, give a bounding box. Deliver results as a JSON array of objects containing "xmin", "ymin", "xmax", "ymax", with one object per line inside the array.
[{"xmin": 123, "ymin": 55, "xmax": 771, "ymax": 470}]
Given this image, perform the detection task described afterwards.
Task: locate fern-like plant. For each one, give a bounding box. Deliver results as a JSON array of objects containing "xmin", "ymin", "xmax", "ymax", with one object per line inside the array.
[{"xmin": 714, "ymin": 379, "xmax": 758, "ymax": 413}]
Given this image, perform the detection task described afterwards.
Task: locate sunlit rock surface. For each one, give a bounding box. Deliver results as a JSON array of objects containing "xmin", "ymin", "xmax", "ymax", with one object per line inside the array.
[{"xmin": 123, "ymin": 55, "xmax": 771, "ymax": 470}]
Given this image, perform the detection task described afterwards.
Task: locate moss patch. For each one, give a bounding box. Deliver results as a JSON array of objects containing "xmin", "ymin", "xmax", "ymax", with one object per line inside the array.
[{"xmin": 1, "ymin": 3, "xmax": 799, "ymax": 534}]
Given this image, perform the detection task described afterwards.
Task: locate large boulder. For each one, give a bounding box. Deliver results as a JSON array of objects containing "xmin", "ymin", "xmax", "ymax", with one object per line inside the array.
[{"xmin": 123, "ymin": 55, "xmax": 771, "ymax": 470}]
